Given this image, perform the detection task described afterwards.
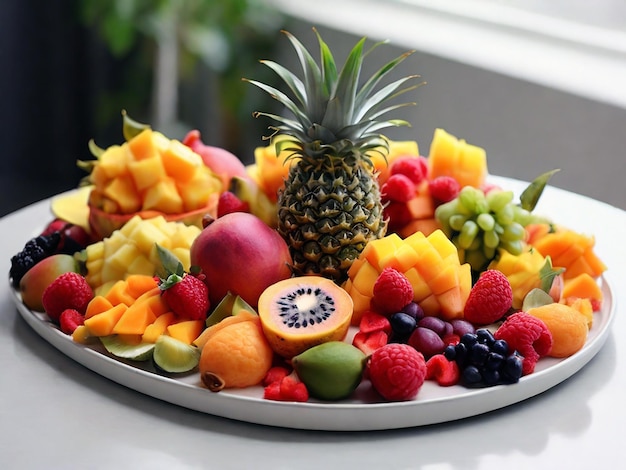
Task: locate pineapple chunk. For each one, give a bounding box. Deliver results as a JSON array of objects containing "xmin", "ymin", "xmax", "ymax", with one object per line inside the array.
[
  {"xmin": 142, "ymin": 177, "xmax": 183, "ymax": 213},
  {"xmin": 128, "ymin": 128, "xmax": 159, "ymax": 161},
  {"xmin": 128, "ymin": 156, "xmax": 166, "ymax": 191}
]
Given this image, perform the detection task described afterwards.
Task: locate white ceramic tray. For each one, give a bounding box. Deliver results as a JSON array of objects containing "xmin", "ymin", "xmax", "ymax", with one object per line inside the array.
[{"xmin": 10, "ymin": 274, "xmax": 614, "ymax": 431}]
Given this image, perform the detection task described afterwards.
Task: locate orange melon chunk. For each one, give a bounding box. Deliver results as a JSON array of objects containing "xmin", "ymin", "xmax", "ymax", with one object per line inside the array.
[
  {"xmin": 125, "ymin": 274, "xmax": 159, "ymax": 299},
  {"xmin": 85, "ymin": 295, "xmax": 114, "ymax": 320},
  {"xmin": 112, "ymin": 303, "xmax": 158, "ymax": 336},
  {"xmin": 142, "ymin": 312, "xmax": 177, "ymax": 343},
  {"xmin": 167, "ymin": 320, "xmax": 205, "ymax": 345},
  {"xmin": 105, "ymin": 280, "xmax": 135, "ymax": 306},
  {"xmin": 562, "ymin": 273, "xmax": 603, "ymax": 308},
  {"xmin": 84, "ymin": 303, "xmax": 128, "ymax": 337}
]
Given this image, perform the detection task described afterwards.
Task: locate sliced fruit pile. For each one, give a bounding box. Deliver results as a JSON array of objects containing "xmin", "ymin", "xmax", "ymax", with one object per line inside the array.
[{"xmin": 8, "ymin": 29, "xmax": 609, "ymax": 406}]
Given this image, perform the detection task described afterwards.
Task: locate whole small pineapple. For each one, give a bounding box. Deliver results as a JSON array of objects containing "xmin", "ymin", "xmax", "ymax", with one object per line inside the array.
[{"xmin": 246, "ymin": 29, "xmax": 421, "ymax": 282}]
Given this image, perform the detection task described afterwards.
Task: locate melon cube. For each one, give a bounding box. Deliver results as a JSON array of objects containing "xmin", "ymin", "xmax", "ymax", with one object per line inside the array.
[
  {"xmin": 142, "ymin": 177, "xmax": 183, "ymax": 213},
  {"xmin": 128, "ymin": 129, "xmax": 158, "ymax": 161},
  {"xmin": 427, "ymin": 230, "xmax": 459, "ymax": 260},
  {"xmin": 128, "ymin": 156, "xmax": 167, "ymax": 191},
  {"xmin": 112, "ymin": 303, "xmax": 157, "ymax": 335},
  {"xmin": 403, "ymin": 267, "xmax": 431, "ymax": 302},
  {"xmin": 103, "ymin": 176, "xmax": 141, "ymax": 213},
  {"xmin": 99, "ymin": 144, "xmax": 131, "ymax": 179},
  {"xmin": 161, "ymin": 140, "xmax": 204, "ymax": 182},
  {"xmin": 351, "ymin": 261, "xmax": 380, "ymax": 297},
  {"xmin": 142, "ymin": 312, "xmax": 176, "ymax": 343},
  {"xmin": 177, "ymin": 167, "xmax": 222, "ymax": 212},
  {"xmin": 84, "ymin": 303, "xmax": 127, "ymax": 337},
  {"xmin": 167, "ymin": 320, "xmax": 205, "ymax": 345}
]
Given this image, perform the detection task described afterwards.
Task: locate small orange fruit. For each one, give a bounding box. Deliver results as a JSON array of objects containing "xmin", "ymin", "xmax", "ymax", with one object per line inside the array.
[
  {"xmin": 527, "ymin": 303, "xmax": 588, "ymax": 358},
  {"xmin": 199, "ymin": 318, "xmax": 273, "ymax": 390}
]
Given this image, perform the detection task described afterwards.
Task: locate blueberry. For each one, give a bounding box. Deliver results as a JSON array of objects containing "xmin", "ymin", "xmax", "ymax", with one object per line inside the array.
[
  {"xmin": 482, "ymin": 368, "xmax": 501, "ymax": 386},
  {"xmin": 492, "ymin": 339, "xmax": 509, "ymax": 356},
  {"xmin": 501, "ymin": 354, "xmax": 524, "ymax": 383},
  {"xmin": 389, "ymin": 312, "xmax": 417, "ymax": 337},
  {"xmin": 469, "ymin": 342, "xmax": 490, "ymax": 366},
  {"xmin": 485, "ymin": 352, "xmax": 504, "ymax": 371},
  {"xmin": 444, "ymin": 344, "xmax": 457, "ymax": 361},
  {"xmin": 454, "ymin": 342, "xmax": 468, "ymax": 366},
  {"xmin": 460, "ymin": 332, "xmax": 478, "ymax": 348},
  {"xmin": 476, "ymin": 328, "xmax": 495, "ymax": 345},
  {"xmin": 462, "ymin": 365, "xmax": 482, "ymax": 385}
]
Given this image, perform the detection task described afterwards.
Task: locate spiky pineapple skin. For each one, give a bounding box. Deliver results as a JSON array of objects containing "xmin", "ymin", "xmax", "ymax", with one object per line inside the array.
[{"xmin": 278, "ymin": 153, "xmax": 386, "ymax": 282}]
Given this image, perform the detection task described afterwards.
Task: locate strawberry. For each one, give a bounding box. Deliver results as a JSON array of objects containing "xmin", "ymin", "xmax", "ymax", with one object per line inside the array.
[
  {"xmin": 352, "ymin": 330, "xmax": 388, "ymax": 356},
  {"xmin": 263, "ymin": 372, "xmax": 309, "ymax": 402},
  {"xmin": 156, "ymin": 245, "xmax": 210, "ymax": 321},
  {"xmin": 463, "ymin": 269, "xmax": 513, "ymax": 325},
  {"xmin": 358, "ymin": 310, "xmax": 392, "ymax": 334},
  {"xmin": 426, "ymin": 353, "xmax": 460, "ymax": 386},
  {"xmin": 42, "ymin": 272, "xmax": 94, "ymax": 322}
]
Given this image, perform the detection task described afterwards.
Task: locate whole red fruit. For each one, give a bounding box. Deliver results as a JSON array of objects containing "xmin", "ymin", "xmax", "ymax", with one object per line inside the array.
[{"xmin": 190, "ymin": 212, "xmax": 293, "ymax": 307}]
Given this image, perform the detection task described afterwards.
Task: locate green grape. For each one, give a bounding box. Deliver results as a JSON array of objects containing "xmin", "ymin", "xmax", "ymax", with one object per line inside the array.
[
  {"xmin": 476, "ymin": 213, "xmax": 495, "ymax": 231},
  {"xmin": 435, "ymin": 200, "xmax": 459, "ymax": 227},
  {"xmin": 494, "ymin": 205, "xmax": 514, "ymax": 225},
  {"xmin": 458, "ymin": 220, "xmax": 479, "ymax": 249},
  {"xmin": 482, "ymin": 244, "xmax": 496, "ymax": 261},
  {"xmin": 500, "ymin": 221, "xmax": 525, "ymax": 242},
  {"xmin": 449, "ymin": 214, "xmax": 469, "ymax": 231},
  {"xmin": 483, "ymin": 230, "xmax": 500, "ymax": 249},
  {"xmin": 501, "ymin": 239, "xmax": 523, "ymax": 256},
  {"xmin": 474, "ymin": 191, "xmax": 489, "ymax": 214},
  {"xmin": 458, "ymin": 186, "xmax": 481, "ymax": 213},
  {"xmin": 512, "ymin": 205, "xmax": 533, "ymax": 226},
  {"xmin": 486, "ymin": 189, "xmax": 514, "ymax": 212}
]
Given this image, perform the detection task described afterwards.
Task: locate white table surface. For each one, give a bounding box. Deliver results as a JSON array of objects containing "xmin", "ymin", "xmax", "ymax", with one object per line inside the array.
[{"xmin": 1, "ymin": 176, "xmax": 624, "ymax": 470}]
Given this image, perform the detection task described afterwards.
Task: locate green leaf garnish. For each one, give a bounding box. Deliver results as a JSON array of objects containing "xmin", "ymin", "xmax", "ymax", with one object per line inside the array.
[{"xmin": 520, "ymin": 169, "xmax": 560, "ymax": 212}]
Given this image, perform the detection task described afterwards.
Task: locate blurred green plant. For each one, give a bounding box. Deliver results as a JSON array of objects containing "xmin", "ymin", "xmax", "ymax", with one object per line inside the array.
[{"xmin": 76, "ymin": 0, "xmax": 285, "ymax": 149}]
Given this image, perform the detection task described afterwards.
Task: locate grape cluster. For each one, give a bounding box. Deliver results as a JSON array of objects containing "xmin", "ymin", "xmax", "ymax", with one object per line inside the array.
[
  {"xmin": 444, "ymin": 329, "xmax": 524, "ymax": 387},
  {"xmin": 435, "ymin": 186, "xmax": 534, "ymax": 273},
  {"xmin": 388, "ymin": 302, "xmax": 476, "ymax": 358},
  {"xmin": 9, "ymin": 232, "xmax": 61, "ymax": 288}
]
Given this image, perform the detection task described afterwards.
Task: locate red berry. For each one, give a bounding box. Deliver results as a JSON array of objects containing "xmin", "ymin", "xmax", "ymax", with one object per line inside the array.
[
  {"xmin": 58, "ymin": 308, "xmax": 85, "ymax": 335},
  {"xmin": 429, "ymin": 176, "xmax": 461, "ymax": 204},
  {"xmin": 368, "ymin": 343, "xmax": 427, "ymax": 401},
  {"xmin": 426, "ymin": 353, "xmax": 461, "ymax": 386},
  {"xmin": 263, "ymin": 374, "xmax": 309, "ymax": 402},
  {"xmin": 263, "ymin": 366, "xmax": 290, "ymax": 386},
  {"xmin": 217, "ymin": 191, "xmax": 250, "ymax": 218},
  {"xmin": 463, "ymin": 270, "xmax": 513, "ymax": 325},
  {"xmin": 162, "ymin": 274, "xmax": 210, "ymax": 321},
  {"xmin": 390, "ymin": 156, "xmax": 427, "ymax": 184},
  {"xmin": 42, "ymin": 272, "xmax": 94, "ymax": 322},
  {"xmin": 383, "ymin": 201, "xmax": 413, "ymax": 231},
  {"xmin": 381, "ymin": 174, "xmax": 416, "ymax": 203},
  {"xmin": 372, "ymin": 267, "xmax": 414, "ymax": 316},
  {"xmin": 495, "ymin": 311, "xmax": 553, "ymax": 375},
  {"xmin": 352, "ymin": 330, "xmax": 389, "ymax": 356},
  {"xmin": 358, "ymin": 310, "xmax": 392, "ymax": 334}
]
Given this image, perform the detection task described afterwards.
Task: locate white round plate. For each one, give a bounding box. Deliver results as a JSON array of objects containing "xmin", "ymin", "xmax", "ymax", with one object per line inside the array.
[{"xmin": 10, "ymin": 275, "xmax": 614, "ymax": 431}]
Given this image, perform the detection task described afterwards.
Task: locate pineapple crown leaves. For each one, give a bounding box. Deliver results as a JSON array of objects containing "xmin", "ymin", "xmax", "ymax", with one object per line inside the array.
[{"xmin": 244, "ymin": 29, "xmax": 423, "ymax": 161}]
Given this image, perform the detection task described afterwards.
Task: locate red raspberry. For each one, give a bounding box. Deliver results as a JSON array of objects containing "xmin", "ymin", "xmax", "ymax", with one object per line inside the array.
[
  {"xmin": 495, "ymin": 311, "xmax": 553, "ymax": 375},
  {"xmin": 383, "ymin": 201, "xmax": 413, "ymax": 231},
  {"xmin": 368, "ymin": 343, "xmax": 427, "ymax": 401},
  {"xmin": 463, "ymin": 270, "xmax": 513, "ymax": 325},
  {"xmin": 425, "ymin": 353, "xmax": 460, "ymax": 386},
  {"xmin": 381, "ymin": 174, "xmax": 416, "ymax": 203},
  {"xmin": 217, "ymin": 191, "xmax": 250, "ymax": 218},
  {"xmin": 42, "ymin": 272, "xmax": 94, "ymax": 322},
  {"xmin": 58, "ymin": 308, "xmax": 84, "ymax": 335},
  {"xmin": 428, "ymin": 176, "xmax": 461, "ymax": 204},
  {"xmin": 390, "ymin": 156, "xmax": 427, "ymax": 185},
  {"xmin": 372, "ymin": 267, "xmax": 414, "ymax": 316}
]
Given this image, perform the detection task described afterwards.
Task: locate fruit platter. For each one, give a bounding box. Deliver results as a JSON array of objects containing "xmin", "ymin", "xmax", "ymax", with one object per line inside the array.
[{"xmin": 8, "ymin": 30, "xmax": 613, "ymax": 431}]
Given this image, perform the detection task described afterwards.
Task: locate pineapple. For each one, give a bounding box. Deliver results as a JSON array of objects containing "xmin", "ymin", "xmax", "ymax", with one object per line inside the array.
[{"xmin": 245, "ymin": 29, "xmax": 421, "ymax": 282}]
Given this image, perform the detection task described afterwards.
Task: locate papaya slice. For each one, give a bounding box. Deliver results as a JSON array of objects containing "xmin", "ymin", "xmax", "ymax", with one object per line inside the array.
[{"xmin": 257, "ymin": 276, "xmax": 353, "ymax": 358}]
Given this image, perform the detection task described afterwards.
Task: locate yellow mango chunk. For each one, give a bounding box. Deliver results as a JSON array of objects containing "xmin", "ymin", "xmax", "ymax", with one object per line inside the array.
[
  {"xmin": 142, "ymin": 177, "xmax": 184, "ymax": 213},
  {"xmin": 85, "ymin": 295, "xmax": 114, "ymax": 320},
  {"xmin": 167, "ymin": 320, "xmax": 205, "ymax": 345},
  {"xmin": 128, "ymin": 156, "xmax": 167, "ymax": 191},
  {"xmin": 142, "ymin": 312, "xmax": 177, "ymax": 343},
  {"xmin": 127, "ymin": 128, "xmax": 159, "ymax": 161},
  {"xmin": 103, "ymin": 176, "xmax": 141, "ymax": 213},
  {"xmin": 161, "ymin": 140, "xmax": 203, "ymax": 182},
  {"xmin": 84, "ymin": 303, "xmax": 128, "ymax": 337}
]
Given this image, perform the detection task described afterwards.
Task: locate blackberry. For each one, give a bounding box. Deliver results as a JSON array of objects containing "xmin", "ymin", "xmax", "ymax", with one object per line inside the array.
[
  {"xmin": 9, "ymin": 232, "xmax": 61, "ymax": 288},
  {"xmin": 451, "ymin": 328, "xmax": 524, "ymax": 387}
]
